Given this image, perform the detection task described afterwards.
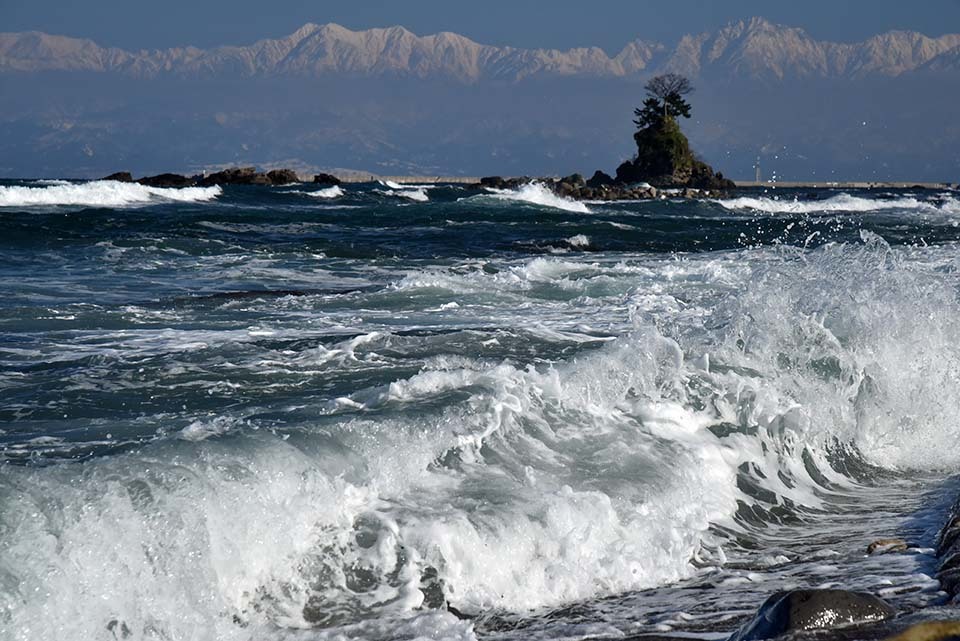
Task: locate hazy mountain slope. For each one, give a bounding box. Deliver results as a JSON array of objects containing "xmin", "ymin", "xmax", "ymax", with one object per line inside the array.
[{"xmin": 2, "ymin": 19, "xmax": 959, "ymax": 80}]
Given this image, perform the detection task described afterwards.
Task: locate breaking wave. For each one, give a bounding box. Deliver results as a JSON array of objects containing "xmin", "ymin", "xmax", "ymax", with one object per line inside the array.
[
  {"xmin": 485, "ymin": 182, "xmax": 591, "ymax": 213},
  {"xmin": 378, "ymin": 187, "xmax": 429, "ymax": 202},
  {"xmin": 307, "ymin": 186, "xmax": 344, "ymax": 199},
  {"xmin": 0, "ymin": 180, "xmax": 222, "ymax": 208},
  {"xmin": 717, "ymin": 192, "xmax": 960, "ymax": 215}
]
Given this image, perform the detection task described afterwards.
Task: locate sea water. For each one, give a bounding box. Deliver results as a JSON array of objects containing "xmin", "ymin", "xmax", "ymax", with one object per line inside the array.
[{"xmin": 1, "ymin": 179, "xmax": 959, "ymax": 640}]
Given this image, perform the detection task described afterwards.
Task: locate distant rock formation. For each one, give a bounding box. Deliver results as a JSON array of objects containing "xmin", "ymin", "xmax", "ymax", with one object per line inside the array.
[
  {"xmin": 101, "ymin": 172, "xmax": 133, "ymax": 183},
  {"xmin": 138, "ymin": 173, "xmax": 196, "ymax": 188},
  {"xmin": 97, "ymin": 167, "xmax": 302, "ymax": 187},
  {"xmin": 613, "ymin": 74, "xmax": 734, "ymax": 190},
  {"xmin": 312, "ymin": 173, "xmax": 342, "ymax": 186},
  {"xmin": 615, "ymin": 117, "xmax": 734, "ymax": 190}
]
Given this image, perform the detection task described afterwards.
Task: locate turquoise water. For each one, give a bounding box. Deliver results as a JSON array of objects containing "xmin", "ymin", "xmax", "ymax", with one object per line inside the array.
[{"xmin": 1, "ymin": 179, "xmax": 959, "ymax": 640}]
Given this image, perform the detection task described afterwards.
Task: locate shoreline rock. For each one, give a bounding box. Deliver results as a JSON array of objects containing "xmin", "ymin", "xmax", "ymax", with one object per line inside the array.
[
  {"xmin": 474, "ymin": 175, "xmax": 726, "ymax": 201},
  {"xmin": 96, "ymin": 167, "xmax": 305, "ymax": 188},
  {"xmin": 729, "ymin": 589, "xmax": 895, "ymax": 641},
  {"xmin": 312, "ymin": 173, "xmax": 342, "ymax": 186},
  {"xmin": 137, "ymin": 173, "xmax": 196, "ymax": 188},
  {"xmin": 937, "ymin": 496, "xmax": 960, "ymax": 599}
]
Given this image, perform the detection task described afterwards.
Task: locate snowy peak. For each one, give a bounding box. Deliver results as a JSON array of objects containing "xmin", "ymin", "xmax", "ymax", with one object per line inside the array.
[{"xmin": 1, "ymin": 19, "xmax": 958, "ymax": 81}]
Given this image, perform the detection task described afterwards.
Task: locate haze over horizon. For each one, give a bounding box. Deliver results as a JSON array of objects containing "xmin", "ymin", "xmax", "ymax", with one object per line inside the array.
[
  {"xmin": 6, "ymin": 0, "xmax": 960, "ymax": 53},
  {"xmin": 1, "ymin": 4, "xmax": 959, "ymax": 181}
]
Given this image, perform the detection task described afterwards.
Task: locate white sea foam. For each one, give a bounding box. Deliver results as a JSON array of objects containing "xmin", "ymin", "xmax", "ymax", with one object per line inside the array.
[
  {"xmin": 307, "ymin": 185, "xmax": 344, "ymax": 199},
  {"xmin": 179, "ymin": 416, "xmax": 246, "ymax": 441},
  {"xmin": 4, "ymin": 234, "xmax": 960, "ymax": 639},
  {"xmin": 566, "ymin": 234, "xmax": 591, "ymax": 248},
  {"xmin": 716, "ymin": 192, "xmax": 960, "ymax": 215},
  {"xmin": 0, "ymin": 180, "xmax": 222, "ymax": 208},
  {"xmin": 377, "ymin": 187, "xmax": 429, "ymax": 202},
  {"xmin": 487, "ymin": 183, "xmax": 591, "ymax": 213}
]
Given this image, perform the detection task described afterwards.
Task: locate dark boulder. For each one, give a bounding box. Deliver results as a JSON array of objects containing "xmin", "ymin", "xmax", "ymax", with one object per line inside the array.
[
  {"xmin": 478, "ymin": 176, "xmax": 532, "ymax": 190},
  {"xmin": 938, "ymin": 504, "xmax": 960, "ymax": 597},
  {"xmin": 555, "ymin": 181, "xmax": 577, "ymax": 197},
  {"xmin": 101, "ymin": 172, "xmax": 133, "ymax": 183},
  {"xmin": 729, "ymin": 589, "xmax": 895, "ymax": 641},
  {"xmin": 266, "ymin": 169, "xmax": 299, "ymax": 184},
  {"xmin": 313, "ymin": 173, "xmax": 342, "ymax": 186},
  {"xmin": 561, "ymin": 173, "xmax": 586, "ymax": 187},
  {"xmin": 137, "ymin": 173, "xmax": 196, "ymax": 188},
  {"xmin": 480, "ymin": 176, "xmax": 508, "ymax": 189}
]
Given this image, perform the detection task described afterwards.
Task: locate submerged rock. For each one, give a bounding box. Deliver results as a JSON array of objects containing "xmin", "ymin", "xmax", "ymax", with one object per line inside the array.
[
  {"xmin": 867, "ymin": 538, "xmax": 910, "ymax": 554},
  {"xmin": 729, "ymin": 589, "xmax": 895, "ymax": 641}
]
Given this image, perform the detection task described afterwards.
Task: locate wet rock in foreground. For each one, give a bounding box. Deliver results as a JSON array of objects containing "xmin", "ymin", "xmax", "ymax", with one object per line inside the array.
[{"xmin": 729, "ymin": 589, "xmax": 895, "ymax": 641}]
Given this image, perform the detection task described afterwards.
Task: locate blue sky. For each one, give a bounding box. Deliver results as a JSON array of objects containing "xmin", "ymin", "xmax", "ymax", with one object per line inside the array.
[{"xmin": 5, "ymin": 0, "xmax": 960, "ymax": 51}]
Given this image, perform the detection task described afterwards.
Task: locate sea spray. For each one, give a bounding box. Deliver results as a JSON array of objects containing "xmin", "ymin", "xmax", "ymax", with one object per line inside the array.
[{"xmin": 1, "ymin": 184, "xmax": 958, "ymax": 640}]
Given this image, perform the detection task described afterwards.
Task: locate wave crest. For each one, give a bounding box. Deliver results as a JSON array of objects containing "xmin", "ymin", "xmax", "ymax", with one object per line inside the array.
[
  {"xmin": 486, "ymin": 182, "xmax": 591, "ymax": 213},
  {"xmin": 0, "ymin": 180, "xmax": 222, "ymax": 208},
  {"xmin": 717, "ymin": 192, "xmax": 959, "ymax": 214}
]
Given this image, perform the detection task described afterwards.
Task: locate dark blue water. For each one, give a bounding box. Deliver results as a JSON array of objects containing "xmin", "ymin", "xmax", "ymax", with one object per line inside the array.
[{"xmin": 1, "ymin": 179, "xmax": 959, "ymax": 641}]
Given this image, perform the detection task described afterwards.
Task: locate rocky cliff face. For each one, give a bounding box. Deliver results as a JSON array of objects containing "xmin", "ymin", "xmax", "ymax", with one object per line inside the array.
[{"xmin": 2, "ymin": 18, "xmax": 958, "ymax": 82}]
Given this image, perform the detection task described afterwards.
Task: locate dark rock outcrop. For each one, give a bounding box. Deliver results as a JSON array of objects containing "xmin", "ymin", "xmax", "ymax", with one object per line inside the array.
[
  {"xmin": 198, "ymin": 167, "xmax": 269, "ymax": 186},
  {"xmin": 266, "ymin": 169, "xmax": 299, "ymax": 184},
  {"xmin": 313, "ymin": 173, "xmax": 342, "ymax": 186},
  {"xmin": 193, "ymin": 166, "xmax": 300, "ymax": 186},
  {"xmin": 101, "ymin": 171, "xmax": 133, "ymax": 183},
  {"xmin": 729, "ymin": 589, "xmax": 895, "ymax": 641},
  {"xmin": 137, "ymin": 173, "xmax": 196, "ymax": 188},
  {"xmin": 479, "ymin": 175, "xmax": 532, "ymax": 190},
  {"xmin": 938, "ymin": 498, "xmax": 960, "ymax": 598},
  {"xmin": 586, "ymin": 170, "xmax": 614, "ymax": 188},
  {"xmin": 615, "ymin": 116, "xmax": 735, "ymax": 190}
]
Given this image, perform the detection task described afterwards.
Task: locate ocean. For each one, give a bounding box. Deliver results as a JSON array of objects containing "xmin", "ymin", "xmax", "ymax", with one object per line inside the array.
[{"xmin": 1, "ymin": 178, "xmax": 959, "ymax": 641}]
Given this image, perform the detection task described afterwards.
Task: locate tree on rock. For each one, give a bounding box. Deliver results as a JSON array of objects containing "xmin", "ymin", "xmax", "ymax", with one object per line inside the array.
[
  {"xmin": 633, "ymin": 74, "xmax": 693, "ymax": 128},
  {"xmin": 616, "ymin": 73, "xmax": 733, "ymax": 190}
]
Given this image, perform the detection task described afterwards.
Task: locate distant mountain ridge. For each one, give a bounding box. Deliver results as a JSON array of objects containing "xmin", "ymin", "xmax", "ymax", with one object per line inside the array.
[{"xmin": 2, "ymin": 17, "xmax": 959, "ymax": 81}]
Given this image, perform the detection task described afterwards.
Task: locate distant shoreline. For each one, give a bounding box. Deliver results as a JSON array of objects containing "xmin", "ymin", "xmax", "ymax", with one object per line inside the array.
[{"xmin": 344, "ymin": 176, "xmax": 957, "ymax": 190}]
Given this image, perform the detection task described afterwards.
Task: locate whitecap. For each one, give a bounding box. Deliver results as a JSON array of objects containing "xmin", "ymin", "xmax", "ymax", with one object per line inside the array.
[
  {"xmin": 377, "ymin": 188, "xmax": 429, "ymax": 202},
  {"xmin": 566, "ymin": 234, "xmax": 591, "ymax": 248},
  {"xmin": 0, "ymin": 180, "xmax": 222, "ymax": 208},
  {"xmin": 307, "ymin": 185, "xmax": 344, "ymax": 199},
  {"xmin": 716, "ymin": 192, "xmax": 958, "ymax": 215},
  {"xmin": 486, "ymin": 182, "xmax": 591, "ymax": 213}
]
